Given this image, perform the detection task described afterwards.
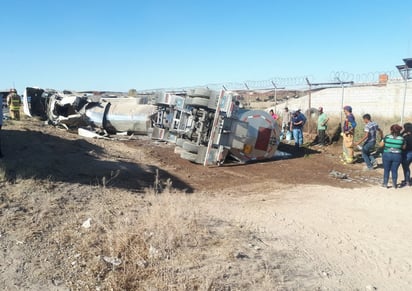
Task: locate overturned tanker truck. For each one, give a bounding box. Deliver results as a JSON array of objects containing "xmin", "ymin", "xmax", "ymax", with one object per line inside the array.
[
  {"xmin": 151, "ymin": 88, "xmax": 280, "ymax": 166},
  {"xmin": 23, "ymin": 87, "xmax": 280, "ymax": 166},
  {"xmin": 23, "ymin": 87, "xmax": 157, "ymax": 134}
]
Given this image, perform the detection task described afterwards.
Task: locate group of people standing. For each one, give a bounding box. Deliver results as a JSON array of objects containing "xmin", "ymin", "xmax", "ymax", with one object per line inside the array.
[
  {"xmin": 342, "ymin": 105, "xmax": 412, "ymax": 188},
  {"xmin": 280, "ymin": 108, "xmax": 307, "ymax": 150},
  {"xmin": 272, "ymin": 106, "xmax": 323, "ymax": 150},
  {"xmin": 270, "ymin": 104, "xmax": 412, "ymax": 189}
]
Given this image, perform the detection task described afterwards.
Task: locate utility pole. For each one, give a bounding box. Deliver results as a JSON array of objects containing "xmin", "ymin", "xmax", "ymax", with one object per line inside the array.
[
  {"xmin": 336, "ymin": 77, "xmax": 345, "ymax": 126},
  {"xmin": 396, "ymin": 58, "xmax": 412, "ymax": 125},
  {"xmin": 271, "ymin": 81, "xmax": 285, "ymax": 112},
  {"xmin": 305, "ymin": 78, "xmax": 312, "ymax": 135}
]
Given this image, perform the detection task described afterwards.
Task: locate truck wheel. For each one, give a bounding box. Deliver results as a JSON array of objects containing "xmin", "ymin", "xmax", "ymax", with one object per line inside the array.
[
  {"xmin": 188, "ymin": 88, "xmax": 210, "ymax": 98},
  {"xmin": 182, "ymin": 141, "xmax": 199, "ymax": 153},
  {"xmin": 189, "ymin": 97, "xmax": 209, "ymax": 107},
  {"xmin": 180, "ymin": 150, "xmax": 197, "ymax": 162}
]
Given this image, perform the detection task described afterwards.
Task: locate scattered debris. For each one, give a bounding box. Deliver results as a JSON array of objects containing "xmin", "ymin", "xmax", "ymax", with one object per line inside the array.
[
  {"xmin": 148, "ymin": 245, "xmax": 160, "ymax": 259},
  {"xmin": 136, "ymin": 260, "xmax": 149, "ymax": 268},
  {"xmin": 103, "ymin": 256, "xmax": 122, "ymax": 266},
  {"xmin": 81, "ymin": 218, "xmax": 92, "ymax": 229},
  {"xmin": 234, "ymin": 252, "xmax": 249, "ymax": 259},
  {"xmin": 329, "ymin": 170, "xmax": 348, "ymax": 179},
  {"xmin": 321, "ymin": 270, "xmax": 331, "ymax": 278},
  {"xmin": 52, "ymin": 277, "xmax": 64, "ymax": 286},
  {"xmin": 78, "ymin": 128, "xmax": 110, "ymax": 139}
]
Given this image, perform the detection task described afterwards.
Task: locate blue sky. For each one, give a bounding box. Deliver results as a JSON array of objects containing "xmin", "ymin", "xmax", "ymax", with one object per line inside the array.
[{"xmin": 1, "ymin": 0, "xmax": 411, "ymax": 92}]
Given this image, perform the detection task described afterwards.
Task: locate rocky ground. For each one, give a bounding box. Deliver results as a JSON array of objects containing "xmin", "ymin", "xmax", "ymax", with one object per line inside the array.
[{"xmin": 0, "ymin": 119, "xmax": 411, "ymax": 290}]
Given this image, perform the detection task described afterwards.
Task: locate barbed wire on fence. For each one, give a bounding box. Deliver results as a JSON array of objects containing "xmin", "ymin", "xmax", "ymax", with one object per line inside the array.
[
  {"xmin": 143, "ymin": 69, "xmax": 401, "ymax": 93},
  {"xmin": 329, "ymin": 70, "xmax": 399, "ymax": 84},
  {"xmin": 205, "ymin": 70, "xmax": 399, "ymax": 91}
]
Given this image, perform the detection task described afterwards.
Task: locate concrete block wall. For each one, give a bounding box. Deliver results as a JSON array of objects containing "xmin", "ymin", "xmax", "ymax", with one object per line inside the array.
[{"xmin": 276, "ymin": 80, "xmax": 412, "ymax": 121}]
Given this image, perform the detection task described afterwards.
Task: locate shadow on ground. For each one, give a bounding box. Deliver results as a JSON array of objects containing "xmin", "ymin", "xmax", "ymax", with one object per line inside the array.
[
  {"xmin": 220, "ymin": 142, "xmax": 321, "ymax": 168},
  {"xmin": 0, "ymin": 129, "xmax": 193, "ymax": 193},
  {"xmin": 275, "ymin": 142, "xmax": 321, "ymax": 159}
]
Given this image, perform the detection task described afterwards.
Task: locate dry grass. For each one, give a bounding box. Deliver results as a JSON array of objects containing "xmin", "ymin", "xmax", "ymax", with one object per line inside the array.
[
  {"xmin": 96, "ymin": 189, "xmax": 209, "ymax": 290},
  {"xmin": 0, "ymin": 164, "xmax": 297, "ymax": 290},
  {"xmin": 301, "ymin": 115, "xmax": 404, "ymax": 143},
  {"xmin": 29, "ymin": 182, "xmax": 286, "ymax": 290}
]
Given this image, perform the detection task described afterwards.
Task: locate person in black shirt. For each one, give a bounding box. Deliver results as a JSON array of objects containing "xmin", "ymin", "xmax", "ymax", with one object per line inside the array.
[{"xmin": 401, "ymin": 123, "xmax": 412, "ymax": 187}]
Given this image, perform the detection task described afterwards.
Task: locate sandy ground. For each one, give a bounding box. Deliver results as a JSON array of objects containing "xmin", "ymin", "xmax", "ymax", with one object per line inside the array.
[
  {"xmin": 0, "ymin": 119, "xmax": 411, "ymax": 290},
  {"xmin": 198, "ymin": 185, "xmax": 412, "ymax": 290}
]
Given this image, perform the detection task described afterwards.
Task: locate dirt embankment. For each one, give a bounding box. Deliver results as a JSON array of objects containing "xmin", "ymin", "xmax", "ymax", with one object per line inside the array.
[{"xmin": 1, "ymin": 120, "xmax": 411, "ymax": 290}]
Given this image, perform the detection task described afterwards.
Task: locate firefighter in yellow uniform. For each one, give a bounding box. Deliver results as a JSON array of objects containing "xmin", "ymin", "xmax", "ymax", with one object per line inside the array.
[{"xmin": 7, "ymin": 89, "xmax": 21, "ymax": 120}]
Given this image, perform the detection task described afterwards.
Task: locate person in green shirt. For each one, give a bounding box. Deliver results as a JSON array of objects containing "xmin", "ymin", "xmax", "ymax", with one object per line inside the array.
[
  {"xmin": 379, "ymin": 124, "xmax": 405, "ymax": 188},
  {"xmin": 317, "ymin": 107, "xmax": 329, "ymax": 146}
]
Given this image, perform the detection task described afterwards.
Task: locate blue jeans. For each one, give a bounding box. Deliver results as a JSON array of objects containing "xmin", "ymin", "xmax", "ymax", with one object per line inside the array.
[
  {"xmin": 362, "ymin": 141, "xmax": 376, "ymax": 168},
  {"xmin": 382, "ymin": 152, "xmax": 402, "ymax": 187},
  {"xmin": 292, "ymin": 128, "xmax": 303, "ymax": 149},
  {"xmin": 402, "ymin": 151, "xmax": 412, "ymax": 184}
]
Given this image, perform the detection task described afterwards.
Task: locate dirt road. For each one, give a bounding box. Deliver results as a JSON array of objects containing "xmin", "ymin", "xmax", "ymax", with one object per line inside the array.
[
  {"xmin": 197, "ymin": 184, "xmax": 412, "ymax": 290},
  {"xmin": 1, "ymin": 120, "xmax": 411, "ymax": 290}
]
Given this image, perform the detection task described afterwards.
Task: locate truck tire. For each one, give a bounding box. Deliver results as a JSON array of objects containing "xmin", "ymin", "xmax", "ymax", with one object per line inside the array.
[
  {"xmin": 182, "ymin": 141, "xmax": 199, "ymax": 153},
  {"xmin": 180, "ymin": 150, "xmax": 197, "ymax": 162},
  {"xmin": 188, "ymin": 88, "xmax": 210, "ymax": 98},
  {"xmin": 188, "ymin": 97, "xmax": 209, "ymax": 107}
]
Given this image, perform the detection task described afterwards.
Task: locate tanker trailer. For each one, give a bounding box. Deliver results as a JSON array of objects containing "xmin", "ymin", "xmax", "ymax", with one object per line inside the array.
[{"xmin": 173, "ymin": 89, "xmax": 281, "ymax": 165}]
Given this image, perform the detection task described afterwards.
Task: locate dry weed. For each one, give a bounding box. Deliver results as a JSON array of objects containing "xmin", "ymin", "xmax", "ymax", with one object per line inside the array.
[{"xmin": 1, "ymin": 176, "xmax": 292, "ymax": 290}]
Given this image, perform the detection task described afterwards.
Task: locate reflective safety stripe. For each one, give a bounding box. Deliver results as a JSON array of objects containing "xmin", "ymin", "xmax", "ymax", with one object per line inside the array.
[{"xmin": 10, "ymin": 96, "xmax": 21, "ymax": 110}]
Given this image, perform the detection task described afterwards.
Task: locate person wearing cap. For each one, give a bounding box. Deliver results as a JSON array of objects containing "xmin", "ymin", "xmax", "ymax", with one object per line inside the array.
[
  {"xmin": 317, "ymin": 107, "xmax": 329, "ymax": 146},
  {"xmin": 353, "ymin": 114, "xmax": 383, "ymax": 171},
  {"xmin": 290, "ymin": 109, "xmax": 306, "ymax": 150},
  {"xmin": 342, "ymin": 105, "xmax": 357, "ymax": 164},
  {"xmin": 6, "ymin": 88, "xmax": 22, "ymax": 120},
  {"xmin": 379, "ymin": 124, "xmax": 405, "ymax": 188}
]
